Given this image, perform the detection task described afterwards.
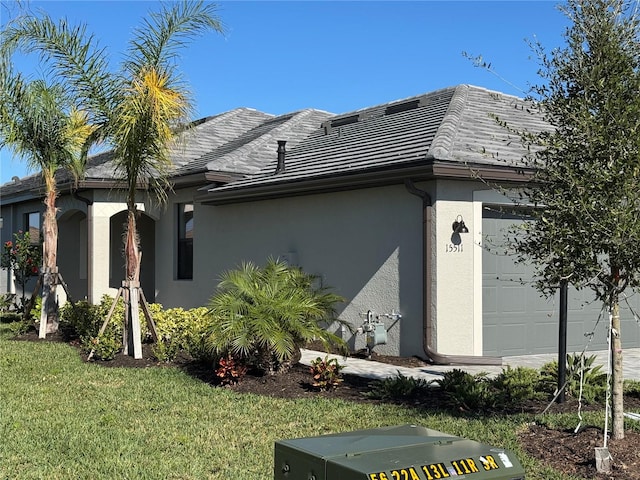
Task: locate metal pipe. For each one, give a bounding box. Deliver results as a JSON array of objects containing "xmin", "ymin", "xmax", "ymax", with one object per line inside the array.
[
  {"xmin": 276, "ymin": 140, "xmax": 286, "ymax": 174},
  {"xmin": 404, "ymin": 179, "xmax": 502, "ymax": 366}
]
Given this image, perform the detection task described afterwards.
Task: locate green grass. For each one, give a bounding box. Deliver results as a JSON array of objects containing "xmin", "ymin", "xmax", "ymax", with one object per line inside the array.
[{"xmin": 0, "ymin": 323, "xmax": 603, "ymax": 480}]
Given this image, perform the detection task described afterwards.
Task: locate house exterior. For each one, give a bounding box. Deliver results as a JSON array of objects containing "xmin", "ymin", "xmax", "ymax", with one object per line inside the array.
[{"xmin": 2, "ymin": 84, "xmax": 639, "ymax": 361}]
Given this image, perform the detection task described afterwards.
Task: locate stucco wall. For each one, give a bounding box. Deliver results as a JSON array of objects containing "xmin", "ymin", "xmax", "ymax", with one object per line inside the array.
[{"xmin": 156, "ymin": 184, "xmax": 425, "ymax": 357}]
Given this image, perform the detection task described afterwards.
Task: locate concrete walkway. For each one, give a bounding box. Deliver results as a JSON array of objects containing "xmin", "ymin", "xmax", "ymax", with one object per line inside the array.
[{"xmin": 300, "ymin": 347, "xmax": 640, "ymax": 383}]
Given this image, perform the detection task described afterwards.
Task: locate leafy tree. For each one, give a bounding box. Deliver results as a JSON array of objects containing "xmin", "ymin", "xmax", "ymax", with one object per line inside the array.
[
  {"xmin": 507, "ymin": 0, "xmax": 640, "ymax": 439},
  {"xmin": 204, "ymin": 258, "xmax": 349, "ymax": 374},
  {"xmin": 2, "ymin": 1, "xmax": 224, "ymax": 352},
  {"xmin": 0, "ymin": 52, "xmax": 95, "ymax": 335},
  {"xmin": 0, "ymin": 231, "xmax": 42, "ymax": 313}
]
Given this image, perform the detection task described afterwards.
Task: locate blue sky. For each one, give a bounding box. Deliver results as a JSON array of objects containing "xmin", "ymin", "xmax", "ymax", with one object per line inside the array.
[{"xmin": 0, "ymin": 0, "xmax": 569, "ymax": 184}]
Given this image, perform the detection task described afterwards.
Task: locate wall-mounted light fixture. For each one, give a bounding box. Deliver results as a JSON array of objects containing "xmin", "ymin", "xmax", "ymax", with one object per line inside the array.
[{"xmin": 452, "ymin": 215, "xmax": 469, "ymax": 234}]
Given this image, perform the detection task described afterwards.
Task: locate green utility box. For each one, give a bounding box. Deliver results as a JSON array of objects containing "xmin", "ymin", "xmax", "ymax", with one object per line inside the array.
[{"xmin": 274, "ymin": 424, "xmax": 525, "ymax": 480}]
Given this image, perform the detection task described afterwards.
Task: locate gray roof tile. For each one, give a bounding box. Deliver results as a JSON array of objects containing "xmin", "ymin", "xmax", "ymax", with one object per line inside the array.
[
  {"xmin": 1, "ymin": 85, "xmax": 550, "ymax": 204},
  {"xmin": 203, "ymin": 85, "xmax": 549, "ymax": 199}
]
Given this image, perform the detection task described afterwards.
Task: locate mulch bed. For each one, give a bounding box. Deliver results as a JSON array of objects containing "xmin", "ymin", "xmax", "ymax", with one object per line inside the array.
[{"xmin": 13, "ymin": 330, "xmax": 640, "ymax": 479}]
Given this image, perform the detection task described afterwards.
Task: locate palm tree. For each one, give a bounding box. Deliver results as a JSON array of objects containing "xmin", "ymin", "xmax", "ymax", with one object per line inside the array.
[
  {"xmin": 0, "ymin": 58, "xmax": 95, "ymax": 334},
  {"xmin": 2, "ymin": 1, "xmax": 224, "ymax": 354},
  {"xmin": 204, "ymin": 258, "xmax": 349, "ymax": 374}
]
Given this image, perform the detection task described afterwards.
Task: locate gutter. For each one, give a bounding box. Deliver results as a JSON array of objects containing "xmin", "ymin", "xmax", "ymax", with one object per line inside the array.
[{"xmin": 404, "ymin": 179, "xmax": 502, "ymax": 366}]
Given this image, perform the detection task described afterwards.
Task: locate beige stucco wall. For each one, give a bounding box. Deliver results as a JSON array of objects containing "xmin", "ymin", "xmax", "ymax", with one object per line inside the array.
[
  {"xmin": 1, "ymin": 177, "xmax": 518, "ymax": 358},
  {"xmin": 430, "ymin": 181, "xmax": 517, "ymax": 356},
  {"xmin": 156, "ymin": 183, "xmax": 425, "ymax": 357},
  {"xmin": 432, "ymin": 180, "xmax": 478, "ymax": 355}
]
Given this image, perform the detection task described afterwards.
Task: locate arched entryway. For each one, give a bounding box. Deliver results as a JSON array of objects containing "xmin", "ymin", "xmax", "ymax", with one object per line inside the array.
[
  {"xmin": 109, "ymin": 211, "xmax": 156, "ymax": 301},
  {"xmin": 57, "ymin": 209, "xmax": 88, "ymax": 301}
]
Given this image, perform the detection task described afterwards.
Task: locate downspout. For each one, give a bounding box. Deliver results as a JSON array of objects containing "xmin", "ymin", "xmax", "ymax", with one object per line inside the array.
[
  {"xmin": 404, "ymin": 179, "xmax": 501, "ymax": 365},
  {"xmin": 72, "ymin": 189, "xmax": 94, "ymax": 303}
]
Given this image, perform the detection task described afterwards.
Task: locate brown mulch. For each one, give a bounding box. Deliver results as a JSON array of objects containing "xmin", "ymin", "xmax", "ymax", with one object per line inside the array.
[{"xmin": 14, "ymin": 331, "xmax": 640, "ymax": 480}]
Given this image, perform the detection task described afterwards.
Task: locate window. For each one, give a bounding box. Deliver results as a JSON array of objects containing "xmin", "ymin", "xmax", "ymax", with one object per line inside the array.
[
  {"xmin": 25, "ymin": 212, "xmax": 40, "ymax": 244},
  {"xmin": 177, "ymin": 203, "xmax": 193, "ymax": 280}
]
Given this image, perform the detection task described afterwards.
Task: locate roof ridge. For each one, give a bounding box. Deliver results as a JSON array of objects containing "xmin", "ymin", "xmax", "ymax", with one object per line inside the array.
[
  {"xmin": 428, "ymin": 84, "xmax": 469, "ymax": 159},
  {"xmin": 206, "ymin": 110, "xmax": 330, "ymax": 167}
]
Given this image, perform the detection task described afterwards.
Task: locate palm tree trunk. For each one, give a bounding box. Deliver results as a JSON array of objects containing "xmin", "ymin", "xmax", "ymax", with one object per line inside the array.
[
  {"xmin": 123, "ymin": 207, "xmax": 142, "ymax": 358},
  {"xmin": 38, "ymin": 180, "xmax": 59, "ymax": 338},
  {"xmin": 125, "ymin": 209, "xmax": 139, "ymax": 281}
]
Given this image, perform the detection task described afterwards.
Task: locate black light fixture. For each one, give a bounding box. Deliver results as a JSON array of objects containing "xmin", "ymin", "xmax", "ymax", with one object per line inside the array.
[{"xmin": 452, "ymin": 215, "xmax": 469, "ymax": 234}]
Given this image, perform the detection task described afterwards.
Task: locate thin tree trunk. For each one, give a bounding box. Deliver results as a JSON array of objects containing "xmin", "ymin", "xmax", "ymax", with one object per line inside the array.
[{"xmin": 611, "ymin": 299, "xmax": 624, "ymax": 439}]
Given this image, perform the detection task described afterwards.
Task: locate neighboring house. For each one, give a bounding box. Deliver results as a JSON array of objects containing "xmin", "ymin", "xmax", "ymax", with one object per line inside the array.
[{"xmin": 2, "ymin": 84, "xmax": 639, "ymax": 361}]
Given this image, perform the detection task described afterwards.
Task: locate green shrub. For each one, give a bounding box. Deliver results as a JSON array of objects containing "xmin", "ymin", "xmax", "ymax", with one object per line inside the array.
[
  {"xmin": 437, "ymin": 369, "xmax": 494, "ymax": 412},
  {"xmin": 151, "ymin": 306, "xmax": 211, "ymax": 362},
  {"xmin": 310, "ymin": 355, "xmax": 345, "ymax": 390},
  {"xmin": 0, "ymin": 312, "xmax": 22, "ymax": 324},
  {"xmin": 59, "ymin": 296, "xmax": 211, "ymax": 362},
  {"xmin": 539, "ymin": 353, "xmax": 607, "ymax": 403},
  {"xmin": 203, "ymin": 258, "xmax": 348, "ymax": 374},
  {"xmin": 624, "ymin": 379, "xmax": 640, "ymax": 397},
  {"xmin": 0, "ymin": 293, "xmax": 15, "ymax": 313},
  {"xmin": 82, "ymin": 331, "xmax": 121, "ymax": 361},
  {"xmin": 7, "ymin": 318, "xmax": 32, "ymax": 335},
  {"xmin": 365, "ymin": 371, "xmax": 432, "ymax": 400},
  {"xmin": 492, "ymin": 366, "xmax": 544, "ymax": 407}
]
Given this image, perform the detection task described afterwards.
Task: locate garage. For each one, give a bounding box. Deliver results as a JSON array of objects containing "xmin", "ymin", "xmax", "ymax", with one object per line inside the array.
[{"xmin": 481, "ymin": 207, "xmax": 621, "ymax": 357}]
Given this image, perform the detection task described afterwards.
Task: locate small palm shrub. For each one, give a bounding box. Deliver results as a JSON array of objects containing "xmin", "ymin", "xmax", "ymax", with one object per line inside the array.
[
  {"xmin": 539, "ymin": 353, "xmax": 607, "ymax": 403},
  {"xmin": 203, "ymin": 258, "xmax": 348, "ymax": 374},
  {"xmin": 365, "ymin": 371, "xmax": 432, "ymax": 401},
  {"xmin": 310, "ymin": 355, "xmax": 345, "ymax": 390}
]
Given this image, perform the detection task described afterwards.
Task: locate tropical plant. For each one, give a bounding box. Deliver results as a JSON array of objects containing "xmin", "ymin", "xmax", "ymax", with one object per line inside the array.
[
  {"xmin": 203, "ymin": 258, "xmax": 349, "ymax": 374},
  {"xmin": 492, "ymin": 365, "xmax": 544, "ymax": 407},
  {"xmin": 364, "ymin": 371, "xmax": 432, "ymax": 401},
  {"xmin": 0, "ymin": 231, "xmax": 42, "ymax": 313},
  {"xmin": 309, "ymin": 355, "xmax": 345, "ymax": 390},
  {"xmin": 539, "ymin": 353, "xmax": 608, "ymax": 404},
  {"xmin": 2, "ymin": 1, "xmax": 224, "ymax": 350},
  {"xmin": 0, "ymin": 45, "xmax": 96, "ymax": 336},
  {"xmin": 215, "ymin": 355, "xmax": 248, "ymax": 385},
  {"xmin": 436, "ymin": 369, "xmax": 496, "ymax": 412}
]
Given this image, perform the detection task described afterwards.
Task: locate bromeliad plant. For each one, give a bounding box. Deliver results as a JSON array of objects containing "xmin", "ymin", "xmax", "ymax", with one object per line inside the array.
[
  {"xmin": 203, "ymin": 258, "xmax": 350, "ymax": 375},
  {"xmin": 0, "ymin": 231, "xmax": 41, "ymax": 312}
]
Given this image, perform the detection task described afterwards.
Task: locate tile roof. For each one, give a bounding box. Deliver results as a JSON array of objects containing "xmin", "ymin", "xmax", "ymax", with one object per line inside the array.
[
  {"xmin": 1, "ymin": 85, "xmax": 549, "ymax": 204},
  {"xmin": 200, "ymin": 85, "xmax": 549, "ymax": 203},
  {"xmin": 176, "ymin": 108, "xmax": 332, "ymax": 177}
]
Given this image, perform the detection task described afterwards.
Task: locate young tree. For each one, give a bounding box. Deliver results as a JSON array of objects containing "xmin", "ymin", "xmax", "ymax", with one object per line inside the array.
[
  {"xmin": 3, "ymin": 1, "xmax": 224, "ymax": 354},
  {"xmin": 0, "ymin": 55, "xmax": 95, "ymax": 335},
  {"xmin": 512, "ymin": 0, "xmax": 640, "ymax": 439}
]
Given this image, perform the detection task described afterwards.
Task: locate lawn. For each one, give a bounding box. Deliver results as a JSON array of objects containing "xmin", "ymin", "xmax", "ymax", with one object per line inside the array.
[{"xmin": 0, "ymin": 323, "xmax": 585, "ymax": 480}]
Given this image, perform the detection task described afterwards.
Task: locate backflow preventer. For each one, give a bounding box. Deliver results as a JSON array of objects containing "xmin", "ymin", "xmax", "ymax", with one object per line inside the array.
[{"xmin": 356, "ymin": 310, "xmax": 402, "ymax": 357}]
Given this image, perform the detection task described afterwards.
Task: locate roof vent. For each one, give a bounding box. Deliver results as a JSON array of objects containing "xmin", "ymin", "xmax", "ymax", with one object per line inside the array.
[
  {"xmin": 384, "ymin": 98, "xmax": 424, "ymax": 116},
  {"xmin": 322, "ymin": 114, "xmax": 361, "ymax": 135},
  {"xmin": 275, "ymin": 140, "xmax": 286, "ymax": 174}
]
